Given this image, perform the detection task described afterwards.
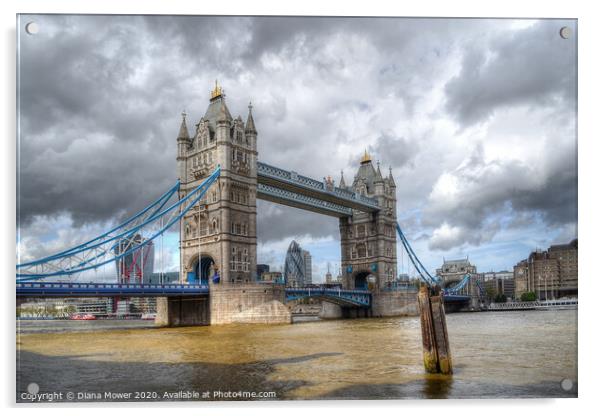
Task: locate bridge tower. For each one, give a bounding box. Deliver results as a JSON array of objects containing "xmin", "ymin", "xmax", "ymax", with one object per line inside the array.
[
  {"xmin": 339, "ymin": 151, "xmax": 398, "ymax": 296},
  {"xmin": 176, "ymin": 82, "xmax": 258, "ymax": 285},
  {"xmin": 164, "ymin": 82, "xmax": 289, "ymax": 326}
]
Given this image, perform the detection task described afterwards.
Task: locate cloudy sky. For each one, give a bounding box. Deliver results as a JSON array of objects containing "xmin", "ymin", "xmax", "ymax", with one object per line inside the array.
[{"xmin": 16, "ymin": 15, "xmax": 577, "ymax": 281}]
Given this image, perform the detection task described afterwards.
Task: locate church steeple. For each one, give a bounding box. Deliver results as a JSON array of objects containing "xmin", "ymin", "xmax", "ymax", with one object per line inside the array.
[
  {"xmin": 177, "ymin": 111, "xmax": 190, "ymax": 140},
  {"xmin": 245, "ymin": 101, "xmax": 257, "ymax": 134}
]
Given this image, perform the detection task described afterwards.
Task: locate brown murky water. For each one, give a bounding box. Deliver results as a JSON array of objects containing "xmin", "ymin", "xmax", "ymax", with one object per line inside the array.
[{"xmin": 16, "ymin": 310, "xmax": 577, "ymax": 401}]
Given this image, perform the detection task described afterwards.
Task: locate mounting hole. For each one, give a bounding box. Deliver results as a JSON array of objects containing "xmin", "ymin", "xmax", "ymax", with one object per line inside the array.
[
  {"xmin": 559, "ymin": 26, "xmax": 571, "ymax": 39},
  {"xmin": 560, "ymin": 378, "xmax": 573, "ymax": 391},
  {"xmin": 25, "ymin": 22, "xmax": 39, "ymax": 35}
]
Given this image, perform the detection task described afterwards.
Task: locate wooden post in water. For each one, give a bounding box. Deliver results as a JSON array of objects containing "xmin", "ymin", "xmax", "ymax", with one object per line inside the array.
[
  {"xmin": 417, "ymin": 285, "xmax": 453, "ymax": 374},
  {"xmin": 418, "ymin": 285, "xmax": 438, "ymax": 373}
]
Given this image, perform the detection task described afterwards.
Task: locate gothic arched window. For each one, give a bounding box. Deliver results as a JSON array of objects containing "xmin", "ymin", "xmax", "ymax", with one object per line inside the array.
[
  {"xmin": 357, "ymin": 244, "xmax": 366, "ymax": 258},
  {"xmin": 357, "ymin": 225, "xmax": 366, "ymax": 238},
  {"xmin": 231, "ymin": 247, "xmax": 237, "ymax": 271}
]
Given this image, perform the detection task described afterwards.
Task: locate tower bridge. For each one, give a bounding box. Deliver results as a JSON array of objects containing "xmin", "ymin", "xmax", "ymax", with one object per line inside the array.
[{"xmin": 16, "ymin": 82, "xmax": 476, "ymax": 326}]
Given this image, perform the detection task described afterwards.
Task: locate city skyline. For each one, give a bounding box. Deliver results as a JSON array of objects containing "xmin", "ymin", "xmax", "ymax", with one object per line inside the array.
[{"xmin": 17, "ymin": 16, "xmax": 577, "ymax": 282}]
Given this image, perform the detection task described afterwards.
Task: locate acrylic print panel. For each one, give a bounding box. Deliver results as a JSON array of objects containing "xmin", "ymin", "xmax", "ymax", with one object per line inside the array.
[{"xmin": 16, "ymin": 14, "xmax": 578, "ymax": 402}]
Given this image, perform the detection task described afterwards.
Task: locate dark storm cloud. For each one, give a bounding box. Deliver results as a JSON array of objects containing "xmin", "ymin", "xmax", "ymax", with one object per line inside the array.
[
  {"xmin": 369, "ymin": 132, "xmax": 417, "ymax": 170},
  {"xmin": 424, "ymin": 134, "xmax": 577, "ymax": 251},
  {"xmin": 18, "ymin": 15, "xmax": 194, "ymax": 225},
  {"xmin": 444, "ymin": 20, "xmax": 576, "ymax": 126},
  {"xmin": 17, "ymin": 15, "xmax": 577, "ymax": 260},
  {"xmin": 510, "ymin": 146, "xmax": 577, "ymax": 226}
]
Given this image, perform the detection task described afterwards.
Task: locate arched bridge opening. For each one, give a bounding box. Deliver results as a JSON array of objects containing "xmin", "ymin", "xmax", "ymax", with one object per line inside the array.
[
  {"xmin": 353, "ymin": 271, "xmax": 377, "ymax": 291},
  {"xmin": 189, "ymin": 255, "xmax": 215, "ymax": 285}
]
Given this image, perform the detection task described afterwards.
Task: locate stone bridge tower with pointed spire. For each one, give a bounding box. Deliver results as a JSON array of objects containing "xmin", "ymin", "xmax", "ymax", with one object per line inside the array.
[
  {"xmin": 339, "ymin": 150, "xmax": 403, "ymax": 315},
  {"xmin": 176, "ymin": 82, "xmax": 258, "ymax": 286},
  {"xmin": 164, "ymin": 82, "xmax": 290, "ymax": 326}
]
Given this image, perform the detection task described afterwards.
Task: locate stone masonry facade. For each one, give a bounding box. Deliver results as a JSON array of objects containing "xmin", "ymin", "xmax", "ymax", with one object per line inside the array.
[
  {"xmin": 339, "ymin": 151, "xmax": 398, "ymax": 293},
  {"xmin": 176, "ymin": 83, "xmax": 258, "ymax": 285}
]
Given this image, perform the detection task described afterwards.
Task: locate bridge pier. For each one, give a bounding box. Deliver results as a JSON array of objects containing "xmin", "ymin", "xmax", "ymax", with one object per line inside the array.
[
  {"xmin": 156, "ymin": 284, "xmax": 291, "ymax": 326},
  {"xmin": 155, "ymin": 296, "xmax": 210, "ymax": 327},
  {"xmin": 209, "ymin": 283, "xmax": 291, "ymax": 325},
  {"xmin": 417, "ymin": 286, "xmax": 453, "ymax": 375},
  {"xmin": 371, "ymin": 289, "xmax": 419, "ymax": 317},
  {"xmin": 318, "ymin": 302, "xmax": 343, "ymax": 319},
  {"xmin": 341, "ymin": 307, "xmax": 371, "ymax": 319}
]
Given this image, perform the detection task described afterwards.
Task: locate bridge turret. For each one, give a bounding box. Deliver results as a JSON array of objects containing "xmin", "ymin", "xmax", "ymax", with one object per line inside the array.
[
  {"xmin": 339, "ymin": 170, "xmax": 347, "ymax": 188},
  {"xmin": 178, "ymin": 83, "xmax": 257, "ymax": 286},
  {"xmin": 215, "ymin": 102, "xmax": 232, "ymax": 142},
  {"xmin": 374, "ymin": 161, "xmax": 385, "ymax": 197},
  {"xmin": 176, "ymin": 111, "xmax": 191, "ymax": 181},
  {"xmin": 387, "ymin": 166, "xmax": 396, "ymax": 188},
  {"xmin": 245, "ymin": 102, "xmax": 257, "ymax": 137},
  {"xmin": 339, "ymin": 150, "xmax": 397, "ymax": 296},
  {"xmin": 245, "ymin": 102, "xmax": 258, "ymax": 177}
]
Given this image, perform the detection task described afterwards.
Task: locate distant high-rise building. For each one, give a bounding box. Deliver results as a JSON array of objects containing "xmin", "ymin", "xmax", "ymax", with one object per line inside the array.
[
  {"xmin": 482, "ymin": 271, "xmax": 515, "ymax": 300},
  {"xmin": 114, "ymin": 234, "xmax": 155, "ymax": 283},
  {"xmin": 284, "ymin": 240, "xmax": 304, "ymax": 287},
  {"xmin": 514, "ymin": 260, "xmax": 530, "ymax": 296},
  {"xmin": 257, "ymin": 264, "xmax": 270, "ymax": 278},
  {"xmin": 325, "ymin": 262, "xmax": 333, "ymax": 284},
  {"xmin": 284, "ymin": 240, "xmax": 313, "ymax": 287},
  {"xmin": 260, "ymin": 271, "xmax": 283, "ymax": 283},
  {"xmin": 303, "ymin": 250, "xmax": 312, "ymax": 285}
]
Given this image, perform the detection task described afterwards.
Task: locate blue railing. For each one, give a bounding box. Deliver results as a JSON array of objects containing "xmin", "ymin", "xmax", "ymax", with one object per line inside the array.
[
  {"xmin": 285, "ymin": 287, "xmax": 372, "ymax": 307},
  {"xmin": 257, "ymin": 162, "xmax": 380, "ymax": 210},
  {"xmin": 257, "ymin": 183, "xmax": 353, "ymax": 216},
  {"xmin": 16, "ymin": 282, "xmax": 209, "ymax": 297},
  {"xmin": 382, "ymin": 282, "xmax": 419, "ymax": 292}
]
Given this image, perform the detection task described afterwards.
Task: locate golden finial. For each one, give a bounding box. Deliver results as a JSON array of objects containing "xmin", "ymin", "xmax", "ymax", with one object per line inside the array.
[
  {"xmin": 361, "ymin": 149, "xmax": 371, "ymax": 164},
  {"xmin": 210, "ymin": 79, "xmax": 223, "ymax": 99}
]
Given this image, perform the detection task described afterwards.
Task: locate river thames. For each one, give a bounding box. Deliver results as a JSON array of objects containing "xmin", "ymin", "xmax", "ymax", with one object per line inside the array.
[{"xmin": 16, "ymin": 309, "xmax": 577, "ymax": 401}]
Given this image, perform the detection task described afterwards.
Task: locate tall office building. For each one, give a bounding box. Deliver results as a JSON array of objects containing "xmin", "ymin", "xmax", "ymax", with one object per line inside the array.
[
  {"xmin": 114, "ymin": 233, "xmax": 155, "ymax": 283},
  {"xmin": 514, "ymin": 239, "xmax": 578, "ymax": 300},
  {"xmin": 303, "ymin": 250, "xmax": 312, "ymax": 285},
  {"xmin": 284, "ymin": 240, "xmax": 312, "ymax": 287}
]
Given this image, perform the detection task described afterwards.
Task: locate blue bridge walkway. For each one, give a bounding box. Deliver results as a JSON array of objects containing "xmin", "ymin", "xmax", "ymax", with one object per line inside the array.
[
  {"xmin": 16, "ymin": 282, "xmax": 209, "ymax": 297},
  {"xmin": 16, "ymin": 282, "xmax": 373, "ymax": 307},
  {"xmin": 285, "ymin": 287, "xmax": 371, "ymax": 307},
  {"xmin": 16, "ymin": 282, "xmax": 467, "ymax": 306}
]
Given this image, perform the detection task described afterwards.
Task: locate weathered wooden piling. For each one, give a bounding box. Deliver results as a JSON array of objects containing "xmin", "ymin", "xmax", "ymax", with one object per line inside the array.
[{"xmin": 417, "ymin": 285, "xmax": 453, "ymax": 374}]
